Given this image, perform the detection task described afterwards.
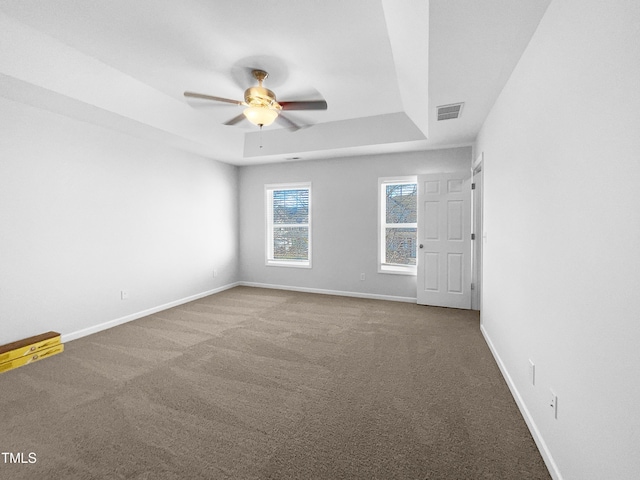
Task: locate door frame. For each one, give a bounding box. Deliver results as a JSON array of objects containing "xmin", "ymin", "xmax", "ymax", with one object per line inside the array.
[{"xmin": 471, "ymin": 152, "xmax": 484, "ymax": 311}]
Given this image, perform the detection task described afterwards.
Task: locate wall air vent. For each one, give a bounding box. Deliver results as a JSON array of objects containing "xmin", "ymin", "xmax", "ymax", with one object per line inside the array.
[{"xmin": 437, "ymin": 103, "xmax": 464, "ymax": 121}]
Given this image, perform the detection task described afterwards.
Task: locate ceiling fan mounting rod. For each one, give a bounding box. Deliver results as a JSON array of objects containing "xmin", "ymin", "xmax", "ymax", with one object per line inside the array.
[{"xmin": 252, "ymin": 69, "xmax": 268, "ymax": 86}]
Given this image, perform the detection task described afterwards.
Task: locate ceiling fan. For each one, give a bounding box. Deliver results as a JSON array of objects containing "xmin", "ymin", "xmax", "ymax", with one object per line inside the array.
[{"xmin": 184, "ymin": 69, "xmax": 327, "ymax": 130}]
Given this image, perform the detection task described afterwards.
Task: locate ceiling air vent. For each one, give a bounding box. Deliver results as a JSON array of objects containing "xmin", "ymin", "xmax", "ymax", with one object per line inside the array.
[{"xmin": 437, "ymin": 103, "xmax": 464, "ymax": 121}]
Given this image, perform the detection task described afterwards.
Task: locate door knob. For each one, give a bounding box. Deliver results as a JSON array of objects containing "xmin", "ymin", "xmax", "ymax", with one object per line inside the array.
[{"xmin": 419, "ymin": 244, "xmax": 423, "ymax": 249}]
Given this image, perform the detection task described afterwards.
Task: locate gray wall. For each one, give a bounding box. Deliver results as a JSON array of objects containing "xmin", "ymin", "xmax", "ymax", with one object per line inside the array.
[
  {"xmin": 0, "ymin": 96, "xmax": 239, "ymax": 345},
  {"xmin": 475, "ymin": 0, "xmax": 640, "ymax": 478},
  {"xmin": 239, "ymin": 148, "xmax": 471, "ymax": 300}
]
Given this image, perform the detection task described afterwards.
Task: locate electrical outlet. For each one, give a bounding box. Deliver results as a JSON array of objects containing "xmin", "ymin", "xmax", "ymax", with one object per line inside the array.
[
  {"xmin": 121, "ymin": 290, "xmax": 129, "ymax": 300},
  {"xmin": 528, "ymin": 359, "xmax": 535, "ymax": 386},
  {"xmin": 360, "ymin": 273, "xmax": 365, "ymax": 281},
  {"xmin": 550, "ymin": 390, "xmax": 558, "ymax": 419}
]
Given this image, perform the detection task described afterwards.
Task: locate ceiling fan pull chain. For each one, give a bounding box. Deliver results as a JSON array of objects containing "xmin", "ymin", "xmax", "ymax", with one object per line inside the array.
[{"xmin": 260, "ymin": 125, "xmax": 263, "ymax": 149}]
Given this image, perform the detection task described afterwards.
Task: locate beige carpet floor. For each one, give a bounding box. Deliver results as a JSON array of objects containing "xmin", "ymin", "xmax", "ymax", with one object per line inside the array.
[{"xmin": 0, "ymin": 286, "xmax": 550, "ymax": 479}]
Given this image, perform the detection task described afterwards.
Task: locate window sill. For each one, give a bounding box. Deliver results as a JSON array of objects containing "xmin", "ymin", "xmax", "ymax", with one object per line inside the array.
[
  {"xmin": 379, "ymin": 264, "xmax": 417, "ymax": 276},
  {"xmin": 266, "ymin": 260, "xmax": 312, "ymax": 269}
]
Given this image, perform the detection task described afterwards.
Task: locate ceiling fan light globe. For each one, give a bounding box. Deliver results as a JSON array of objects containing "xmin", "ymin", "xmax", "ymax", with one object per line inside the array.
[{"xmin": 243, "ymin": 106, "xmax": 278, "ymax": 127}]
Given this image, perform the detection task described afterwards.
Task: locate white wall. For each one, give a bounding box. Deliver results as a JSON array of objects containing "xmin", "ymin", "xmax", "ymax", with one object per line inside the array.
[
  {"xmin": 0, "ymin": 97, "xmax": 239, "ymax": 345},
  {"xmin": 238, "ymin": 148, "xmax": 471, "ymax": 300},
  {"xmin": 475, "ymin": 1, "xmax": 640, "ymax": 479}
]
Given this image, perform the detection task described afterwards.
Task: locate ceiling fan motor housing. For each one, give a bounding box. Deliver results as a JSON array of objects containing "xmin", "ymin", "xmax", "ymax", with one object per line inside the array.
[{"xmin": 244, "ymin": 86, "xmax": 281, "ymax": 110}]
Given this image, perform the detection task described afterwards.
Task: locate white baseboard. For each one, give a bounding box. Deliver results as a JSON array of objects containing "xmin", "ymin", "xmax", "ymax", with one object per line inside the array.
[
  {"xmin": 60, "ymin": 281, "xmax": 412, "ymax": 344},
  {"xmin": 240, "ymin": 281, "xmax": 417, "ymax": 303},
  {"xmin": 480, "ymin": 324, "xmax": 562, "ymax": 480},
  {"xmin": 61, "ymin": 282, "xmax": 241, "ymax": 343}
]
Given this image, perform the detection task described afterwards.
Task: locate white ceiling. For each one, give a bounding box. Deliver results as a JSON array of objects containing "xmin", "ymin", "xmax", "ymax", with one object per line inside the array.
[{"xmin": 0, "ymin": 0, "xmax": 551, "ymax": 166}]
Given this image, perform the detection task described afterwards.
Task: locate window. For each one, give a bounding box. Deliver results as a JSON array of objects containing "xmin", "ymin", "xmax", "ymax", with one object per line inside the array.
[
  {"xmin": 379, "ymin": 177, "xmax": 417, "ymax": 275},
  {"xmin": 265, "ymin": 183, "xmax": 311, "ymax": 267}
]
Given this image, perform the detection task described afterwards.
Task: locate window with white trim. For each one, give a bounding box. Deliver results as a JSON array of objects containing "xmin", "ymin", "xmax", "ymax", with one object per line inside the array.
[
  {"xmin": 379, "ymin": 177, "xmax": 417, "ymax": 275},
  {"xmin": 265, "ymin": 183, "xmax": 311, "ymax": 268}
]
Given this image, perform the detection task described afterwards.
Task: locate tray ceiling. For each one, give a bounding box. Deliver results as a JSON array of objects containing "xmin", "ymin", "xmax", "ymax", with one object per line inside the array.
[{"xmin": 0, "ymin": 0, "xmax": 551, "ymax": 165}]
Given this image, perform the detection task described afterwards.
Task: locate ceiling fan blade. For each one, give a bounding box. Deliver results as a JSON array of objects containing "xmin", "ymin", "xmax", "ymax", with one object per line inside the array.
[
  {"xmin": 276, "ymin": 113, "xmax": 301, "ymax": 131},
  {"xmin": 279, "ymin": 100, "xmax": 328, "ymax": 111},
  {"xmin": 184, "ymin": 91, "xmax": 243, "ymax": 105},
  {"xmin": 224, "ymin": 113, "xmax": 247, "ymax": 126}
]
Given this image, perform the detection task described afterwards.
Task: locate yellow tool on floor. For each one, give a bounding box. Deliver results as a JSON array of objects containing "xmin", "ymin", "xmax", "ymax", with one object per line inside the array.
[{"xmin": 0, "ymin": 331, "xmax": 64, "ymax": 374}]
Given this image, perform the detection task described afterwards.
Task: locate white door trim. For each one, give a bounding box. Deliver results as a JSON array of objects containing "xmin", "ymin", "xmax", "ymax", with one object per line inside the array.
[{"xmin": 471, "ymin": 153, "xmax": 484, "ymax": 311}]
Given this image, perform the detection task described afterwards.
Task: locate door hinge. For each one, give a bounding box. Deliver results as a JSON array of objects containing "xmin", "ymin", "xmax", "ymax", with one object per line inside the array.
[
  {"xmin": 471, "ymin": 283, "xmax": 475, "ymax": 290},
  {"xmin": 471, "ymin": 183, "xmax": 476, "ymax": 190},
  {"xmin": 471, "ymin": 233, "xmax": 476, "ymax": 240}
]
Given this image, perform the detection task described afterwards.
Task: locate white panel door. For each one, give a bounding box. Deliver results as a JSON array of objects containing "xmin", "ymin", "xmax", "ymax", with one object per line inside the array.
[{"xmin": 417, "ymin": 173, "xmax": 471, "ymax": 308}]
